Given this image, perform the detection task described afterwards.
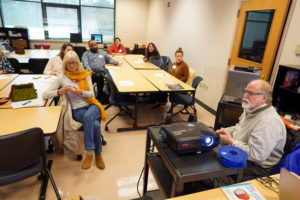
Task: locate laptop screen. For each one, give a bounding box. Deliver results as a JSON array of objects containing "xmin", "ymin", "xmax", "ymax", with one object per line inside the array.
[{"xmin": 279, "ymin": 168, "xmax": 300, "ymax": 200}]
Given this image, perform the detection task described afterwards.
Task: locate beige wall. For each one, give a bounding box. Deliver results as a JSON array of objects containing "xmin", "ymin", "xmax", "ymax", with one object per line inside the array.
[{"xmin": 146, "ymin": 0, "xmax": 240, "ymax": 110}]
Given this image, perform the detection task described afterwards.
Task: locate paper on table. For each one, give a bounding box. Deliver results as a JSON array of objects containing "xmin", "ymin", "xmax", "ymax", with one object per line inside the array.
[
  {"xmin": 155, "ymin": 73, "xmax": 169, "ymax": 77},
  {"xmin": 114, "ymin": 55, "xmax": 123, "ymax": 58},
  {"xmin": 106, "ymin": 66, "xmax": 120, "ymax": 69},
  {"xmin": 0, "ymin": 75, "xmax": 9, "ymax": 80},
  {"xmin": 134, "ymin": 58, "xmax": 144, "ymax": 64},
  {"xmin": 11, "ymin": 98, "xmax": 44, "ymax": 109},
  {"xmin": 119, "ymin": 81, "xmax": 134, "ymax": 86}
]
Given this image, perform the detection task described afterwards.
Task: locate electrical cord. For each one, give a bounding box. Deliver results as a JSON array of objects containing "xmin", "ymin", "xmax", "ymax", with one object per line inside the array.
[{"xmin": 137, "ymin": 167, "xmax": 144, "ymax": 197}]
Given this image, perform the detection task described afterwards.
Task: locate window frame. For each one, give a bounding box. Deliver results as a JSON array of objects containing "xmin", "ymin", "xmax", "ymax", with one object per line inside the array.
[{"xmin": 0, "ymin": 0, "xmax": 115, "ymax": 42}]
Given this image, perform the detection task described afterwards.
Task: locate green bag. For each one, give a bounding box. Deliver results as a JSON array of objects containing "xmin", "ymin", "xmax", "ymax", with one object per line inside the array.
[{"xmin": 10, "ymin": 83, "xmax": 37, "ymax": 102}]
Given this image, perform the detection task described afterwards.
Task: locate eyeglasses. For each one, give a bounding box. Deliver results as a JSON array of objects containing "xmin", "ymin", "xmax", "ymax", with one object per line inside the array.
[
  {"xmin": 67, "ymin": 61, "xmax": 78, "ymax": 65},
  {"xmin": 242, "ymin": 90, "xmax": 265, "ymax": 96}
]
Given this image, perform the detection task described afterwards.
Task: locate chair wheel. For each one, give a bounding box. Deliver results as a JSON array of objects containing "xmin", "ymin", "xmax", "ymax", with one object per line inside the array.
[
  {"xmin": 77, "ymin": 154, "xmax": 83, "ymax": 161},
  {"xmin": 105, "ymin": 126, "xmax": 108, "ymax": 131},
  {"xmin": 188, "ymin": 114, "xmax": 197, "ymax": 122},
  {"xmin": 102, "ymin": 140, "xmax": 107, "ymax": 145}
]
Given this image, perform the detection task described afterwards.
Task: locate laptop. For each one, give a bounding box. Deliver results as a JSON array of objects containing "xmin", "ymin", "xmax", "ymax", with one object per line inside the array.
[{"xmin": 279, "ymin": 168, "xmax": 300, "ymax": 200}]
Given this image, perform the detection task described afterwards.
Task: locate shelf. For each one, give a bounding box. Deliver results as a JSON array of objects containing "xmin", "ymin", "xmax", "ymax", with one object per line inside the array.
[
  {"xmin": 279, "ymin": 86, "xmax": 300, "ymax": 95},
  {"xmin": 147, "ymin": 153, "xmax": 173, "ymax": 199}
]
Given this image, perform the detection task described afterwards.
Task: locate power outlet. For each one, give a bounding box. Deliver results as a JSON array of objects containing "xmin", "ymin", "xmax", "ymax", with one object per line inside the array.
[{"xmin": 199, "ymin": 82, "xmax": 208, "ymax": 91}]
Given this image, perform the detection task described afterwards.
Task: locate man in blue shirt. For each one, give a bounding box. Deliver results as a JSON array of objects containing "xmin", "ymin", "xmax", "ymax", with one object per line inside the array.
[{"xmin": 82, "ymin": 40, "xmax": 119, "ymax": 103}]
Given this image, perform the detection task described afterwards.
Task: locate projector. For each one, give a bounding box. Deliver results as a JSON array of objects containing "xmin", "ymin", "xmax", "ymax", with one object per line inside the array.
[{"xmin": 160, "ymin": 122, "xmax": 219, "ymax": 154}]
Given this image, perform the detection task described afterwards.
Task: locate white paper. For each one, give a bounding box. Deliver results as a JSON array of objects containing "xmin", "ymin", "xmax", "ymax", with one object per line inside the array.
[
  {"xmin": 155, "ymin": 73, "xmax": 169, "ymax": 77},
  {"xmin": 11, "ymin": 98, "xmax": 44, "ymax": 109},
  {"xmin": 119, "ymin": 81, "xmax": 134, "ymax": 86},
  {"xmin": 107, "ymin": 66, "xmax": 120, "ymax": 69},
  {"xmin": 0, "ymin": 75, "xmax": 9, "ymax": 80},
  {"xmin": 134, "ymin": 58, "xmax": 144, "ymax": 64},
  {"xmin": 114, "ymin": 55, "xmax": 123, "ymax": 58}
]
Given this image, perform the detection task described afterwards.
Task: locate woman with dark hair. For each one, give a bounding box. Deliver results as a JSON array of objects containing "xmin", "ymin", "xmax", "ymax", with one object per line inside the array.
[
  {"xmin": 109, "ymin": 37, "xmax": 127, "ymax": 55},
  {"xmin": 43, "ymin": 51, "xmax": 106, "ymax": 170},
  {"xmin": 169, "ymin": 47, "xmax": 189, "ymax": 82},
  {"xmin": 43, "ymin": 43, "xmax": 73, "ymax": 76},
  {"xmin": 143, "ymin": 42, "xmax": 163, "ymax": 68}
]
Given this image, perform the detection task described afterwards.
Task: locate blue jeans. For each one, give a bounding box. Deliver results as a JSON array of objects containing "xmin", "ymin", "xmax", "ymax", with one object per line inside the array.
[{"xmin": 72, "ymin": 104, "xmax": 102, "ymax": 155}]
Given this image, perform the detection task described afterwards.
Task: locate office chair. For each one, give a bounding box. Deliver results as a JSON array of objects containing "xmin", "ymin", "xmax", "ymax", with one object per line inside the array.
[
  {"xmin": 104, "ymin": 73, "xmax": 136, "ymax": 131},
  {"xmin": 161, "ymin": 55, "xmax": 172, "ymax": 72},
  {"xmin": 7, "ymin": 57, "xmax": 21, "ymax": 74},
  {"xmin": 132, "ymin": 48, "xmax": 146, "ymax": 55},
  {"xmin": 186, "ymin": 67, "xmax": 196, "ymax": 86},
  {"xmin": 166, "ymin": 76, "xmax": 203, "ymax": 123},
  {"xmin": 125, "ymin": 47, "xmax": 131, "ymax": 54},
  {"xmin": 73, "ymin": 46, "xmax": 87, "ymax": 61},
  {"xmin": 28, "ymin": 58, "xmax": 49, "ymax": 74},
  {"xmin": 0, "ymin": 128, "xmax": 61, "ymax": 199}
]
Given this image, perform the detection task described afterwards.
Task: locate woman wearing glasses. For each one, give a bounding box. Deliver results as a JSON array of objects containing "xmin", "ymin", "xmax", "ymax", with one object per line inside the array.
[{"xmin": 43, "ymin": 51, "xmax": 106, "ymax": 170}]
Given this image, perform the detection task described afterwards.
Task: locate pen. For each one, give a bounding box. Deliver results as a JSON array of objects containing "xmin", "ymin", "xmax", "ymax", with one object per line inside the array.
[
  {"xmin": 22, "ymin": 100, "xmax": 32, "ymax": 106},
  {"xmin": 44, "ymin": 76, "xmax": 51, "ymax": 79}
]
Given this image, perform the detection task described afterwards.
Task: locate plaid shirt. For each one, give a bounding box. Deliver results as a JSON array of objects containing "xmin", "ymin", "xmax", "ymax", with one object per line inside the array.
[{"xmin": 0, "ymin": 57, "xmax": 15, "ymax": 73}]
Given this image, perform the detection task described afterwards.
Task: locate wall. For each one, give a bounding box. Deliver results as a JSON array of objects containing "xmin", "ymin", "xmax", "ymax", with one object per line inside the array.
[{"xmin": 146, "ymin": 0, "xmax": 240, "ymax": 110}]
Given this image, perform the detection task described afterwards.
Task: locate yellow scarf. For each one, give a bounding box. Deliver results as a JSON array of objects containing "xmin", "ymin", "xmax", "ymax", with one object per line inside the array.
[{"xmin": 66, "ymin": 70, "xmax": 106, "ymax": 121}]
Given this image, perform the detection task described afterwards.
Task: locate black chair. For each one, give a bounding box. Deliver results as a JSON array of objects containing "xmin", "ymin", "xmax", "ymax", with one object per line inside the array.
[
  {"xmin": 132, "ymin": 48, "xmax": 146, "ymax": 55},
  {"xmin": 161, "ymin": 56, "xmax": 172, "ymax": 72},
  {"xmin": 0, "ymin": 128, "xmax": 61, "ymax": 199},
  {"xmin": 7, "ymin": 57, "xmax": 21, "ymax": 74},
  {"xmin": 104, "ymin": 73, "xmax": 136, "ymax": 131},
  {"xmin": 166, "ymin": 76, "xmax": 203, "ymax": 122},
  {"xmin": 28, "ymin": 58, "xmax": 49, "ymax": 74},
  {"xmin": 125, "ymin": 47, "xmax": 131, "ymax": 54},
  {"xmin": 73, "ymin": 46, "xmax": 87, "ymax": 61}
]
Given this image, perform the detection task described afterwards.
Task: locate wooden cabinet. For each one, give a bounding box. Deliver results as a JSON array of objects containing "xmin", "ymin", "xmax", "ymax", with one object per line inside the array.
[
  {"xmin": 0, "ymin": 27, "xmax": 30, "ymax": 49},
  {"xmin": 273, "ymin": 65, "xmax": 300, "ymax": 114}
]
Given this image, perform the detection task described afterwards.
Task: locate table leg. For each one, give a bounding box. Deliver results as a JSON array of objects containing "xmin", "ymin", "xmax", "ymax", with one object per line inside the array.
[
  {"xmin": 143, "ymin": 132, "xmax": 151, "ymax": 196},
  {"xmin": 171, "ymin": 182, "xmax": 184, "ymax": 197}
]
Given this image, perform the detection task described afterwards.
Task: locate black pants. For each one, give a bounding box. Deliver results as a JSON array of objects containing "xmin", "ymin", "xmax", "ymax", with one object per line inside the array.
[{"xmin": 92, "ymin": 73, "xmax": 109, "ymax": 104}]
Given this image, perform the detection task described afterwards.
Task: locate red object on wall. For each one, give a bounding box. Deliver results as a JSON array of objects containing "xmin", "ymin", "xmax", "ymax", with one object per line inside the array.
[
  {"xmin": 34, "ymin": 44, "xmax": 42, "ymax": 49},
  {"xmin": 167, "ymin": 1, "xmax": 170, "ymax": 7},
  {"xmin": 43, "ymin": 45, "xmax": 51, "ymax": 49}
]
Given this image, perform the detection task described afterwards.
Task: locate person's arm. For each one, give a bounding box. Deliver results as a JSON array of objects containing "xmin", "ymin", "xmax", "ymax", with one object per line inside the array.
[
  {"xmin": 180, "ymin": 64, "xmax": 189, "ymax": 82},
  {"xmin": 104, "ymin": 52, "xmax": 118, "ymax": 65},
  {"xmin": 43, "ymin": 57, "xmax": 54, "ymax": 75},
  {"xmin": 121, "ymin": 44, "xmax": 127, "ymax": 55},
  {"xmin": 82, "ymin": 51, "xmax": 91, "ymax": 71},
  {"xmin": 232, "ymin": 119, "xmax": 284, "ymax": 164},
  {"xmin": 42, "ymin": 76, "xmax": 63, "ymax": 99},
  {"xmin": 108, "ymin": 44, "xmax": 115, "ymax": 55}
]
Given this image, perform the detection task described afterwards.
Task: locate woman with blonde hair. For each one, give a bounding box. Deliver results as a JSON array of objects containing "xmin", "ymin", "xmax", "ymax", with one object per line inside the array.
[{"xmin": 43, "ymin": 51, "xmax": 106, "ymax": 170}]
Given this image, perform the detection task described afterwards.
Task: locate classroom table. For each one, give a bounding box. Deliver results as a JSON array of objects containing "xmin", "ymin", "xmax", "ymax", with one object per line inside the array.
[
  {"xmin": 124, "ymin": 54, "xmax": 160, "ymax": 70},
  {"xmin": 0, "ymin": 74, "xmax": 57, "ymax": 108},
  {"xmin": 167, "ymin": 174, "xmax": 280, "ymax": 200},
  {"xmin": 8, "ymin": 49, "xmax": 59, "ymax": 64},
  {"xmin": 138, "ymin": 69, "xmax": 195, "ymax": 92},
  {"xmin": 0, "ymin": 106, "xmax": 62, "ymax": 136},
  {"xmin": 0, "ymin": 74, "xmax": 19, "ymax": 91},
  {"xmin": 107, "ymin": 62, "xmax": 159, "ymax": 131}
]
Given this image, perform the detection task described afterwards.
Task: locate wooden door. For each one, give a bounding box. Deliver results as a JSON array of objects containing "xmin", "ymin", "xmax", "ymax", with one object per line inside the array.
[{"xmin": 229, "ymin": 0, "xmax": 291, "ymax": 80}]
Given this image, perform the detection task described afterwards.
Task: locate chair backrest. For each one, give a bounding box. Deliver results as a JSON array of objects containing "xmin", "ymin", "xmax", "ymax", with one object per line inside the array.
[
  {"xmin": 192, "ymin": 76, "xmax": 203, "ymax": 89},
  {"xmin": 73, "ymin": 46, "xmax": 87, "ymax": 61},
  {"xmin": 0, "ymin": 128, "xmax": 45, "ymax": 175},
  {"xmin": 132, "ymin": 48, "xmax": 145, "ymax": 55},
  {"xmin": 28, "ymin": 58, "xmax": 49, "ymax": 74},
  {"xmin": 104, "ymin": 73, "xmax": 118, "ymax": 103},
  {"xmin": 161, "ymin": 56, "xmax": 171, "ymax": 72},
  {"xmin": 186, "ymin": 67, "xmax": 196, "ymax": 86},
  {"xmin": 7, "ymin": 57, "xmax": 21, "ymax": 73},
  {"xmin": 149, "ymin": 56, "xmax": 163, "ymax": 68},
  {"xmin": 125, "ymin": 47, "xmax": 131, "ymax": 54}
]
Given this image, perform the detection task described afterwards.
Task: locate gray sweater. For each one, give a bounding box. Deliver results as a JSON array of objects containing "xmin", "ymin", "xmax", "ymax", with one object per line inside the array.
[
  {"xmin": 82, "ymin": 49, "xmax": 115, "ymax": 74},
  {"xmin": 42, "ymin": 74, "xmax": 94, "ymax": 109},
  {"xmin": 225, "ymin": 106, "xmax": 286, "ymax": 168}
]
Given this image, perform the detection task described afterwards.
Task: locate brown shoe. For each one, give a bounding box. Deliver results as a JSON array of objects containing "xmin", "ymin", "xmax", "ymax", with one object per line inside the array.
[
  {"xmin": 95, "ymin": 154, "xmax": 105, "ymax": 169},
  {"xmin": 50, "ymin": 135, "xmax": 63, "ymax": 153},
  {"xmin": 81, "ymin": 154, "xmax": 93, "ymax": 170}
]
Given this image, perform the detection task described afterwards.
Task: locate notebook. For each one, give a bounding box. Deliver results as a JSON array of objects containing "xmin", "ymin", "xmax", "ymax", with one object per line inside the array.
[{"xmin": 279, "ymin": 168, "xmax": 300, "ymax": 200}]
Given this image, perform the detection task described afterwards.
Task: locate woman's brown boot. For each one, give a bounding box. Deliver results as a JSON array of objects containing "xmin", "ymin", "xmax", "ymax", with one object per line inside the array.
[
  {"xmin": 95, "ymin": 154, "xmax": 105, "ymax": 169},
  {"xmin": 81, "ymin": 154, "xmax": 93, "ymax": 170}
]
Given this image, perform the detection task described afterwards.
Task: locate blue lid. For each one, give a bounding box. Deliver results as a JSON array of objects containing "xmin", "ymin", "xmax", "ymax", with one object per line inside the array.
[{"xmin": 219, "ymin": 145, "xmax": 248, "ymax": 169}]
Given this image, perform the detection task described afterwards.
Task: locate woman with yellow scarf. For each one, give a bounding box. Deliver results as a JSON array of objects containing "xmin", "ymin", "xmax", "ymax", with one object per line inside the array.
[{"xmin": 43, "ymin": 51, "xmax": 106, "ymax": 170}]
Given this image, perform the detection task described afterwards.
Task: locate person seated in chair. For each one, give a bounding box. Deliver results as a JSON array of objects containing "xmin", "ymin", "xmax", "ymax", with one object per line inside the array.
[
  {"xmin": 43, "ymin": 51, "xmax": 106, "ymax": 170},
  {"xmin": 0, "ymin": 54, "xmax": 15, "ymax": 74},
  {"xmin": 82, "ymin": 40, "xmax": 119, "ymax": 103},
  {"xmin": 43, "ymin": 43, "xmax": 73, "ymax": 76},
  {"xmin": 143, "ymin": 42, "xmax": 163, "ymax": 68},
  {"xmin": 216, "ymin": 80, "xmax": 286, "ymax": 178},
  {"xmin": 109, "ymin": 37, "xmax": 127, "ymax": 55},
  {"xmin": 169, "ymin": 47, "xmax": 189, "ymax": 82}
]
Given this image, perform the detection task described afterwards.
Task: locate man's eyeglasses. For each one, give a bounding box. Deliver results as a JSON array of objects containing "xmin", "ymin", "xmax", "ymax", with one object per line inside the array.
[{"xmin": 242, "ymin": 90, "xmax": 265, "ymax": 96}]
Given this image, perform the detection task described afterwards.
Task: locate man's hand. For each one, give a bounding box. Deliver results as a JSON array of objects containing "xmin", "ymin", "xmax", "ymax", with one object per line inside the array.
[
  {"xmin": 69, "ymin": 86, "xmax": 83, "ymax": 95},
  {"xmin": 216, "ymin": 128, "xmax": 234, "ymax": 145},
  {"xmin": 58, "ymin": 85, "xmax": 73, "ymax": 95},
  {"xmin": 114, "ymin": 61, "xmax": 119, "ymax": 65},
  {"xmin": 51, "ymin": 72, "xmax": 59, "ymax": 76}
]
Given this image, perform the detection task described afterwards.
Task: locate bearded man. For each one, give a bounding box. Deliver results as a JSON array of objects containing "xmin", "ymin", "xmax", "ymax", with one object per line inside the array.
[{"xmin": 216, "ymin": 80, "xmax": 286, "ymax": 175}]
